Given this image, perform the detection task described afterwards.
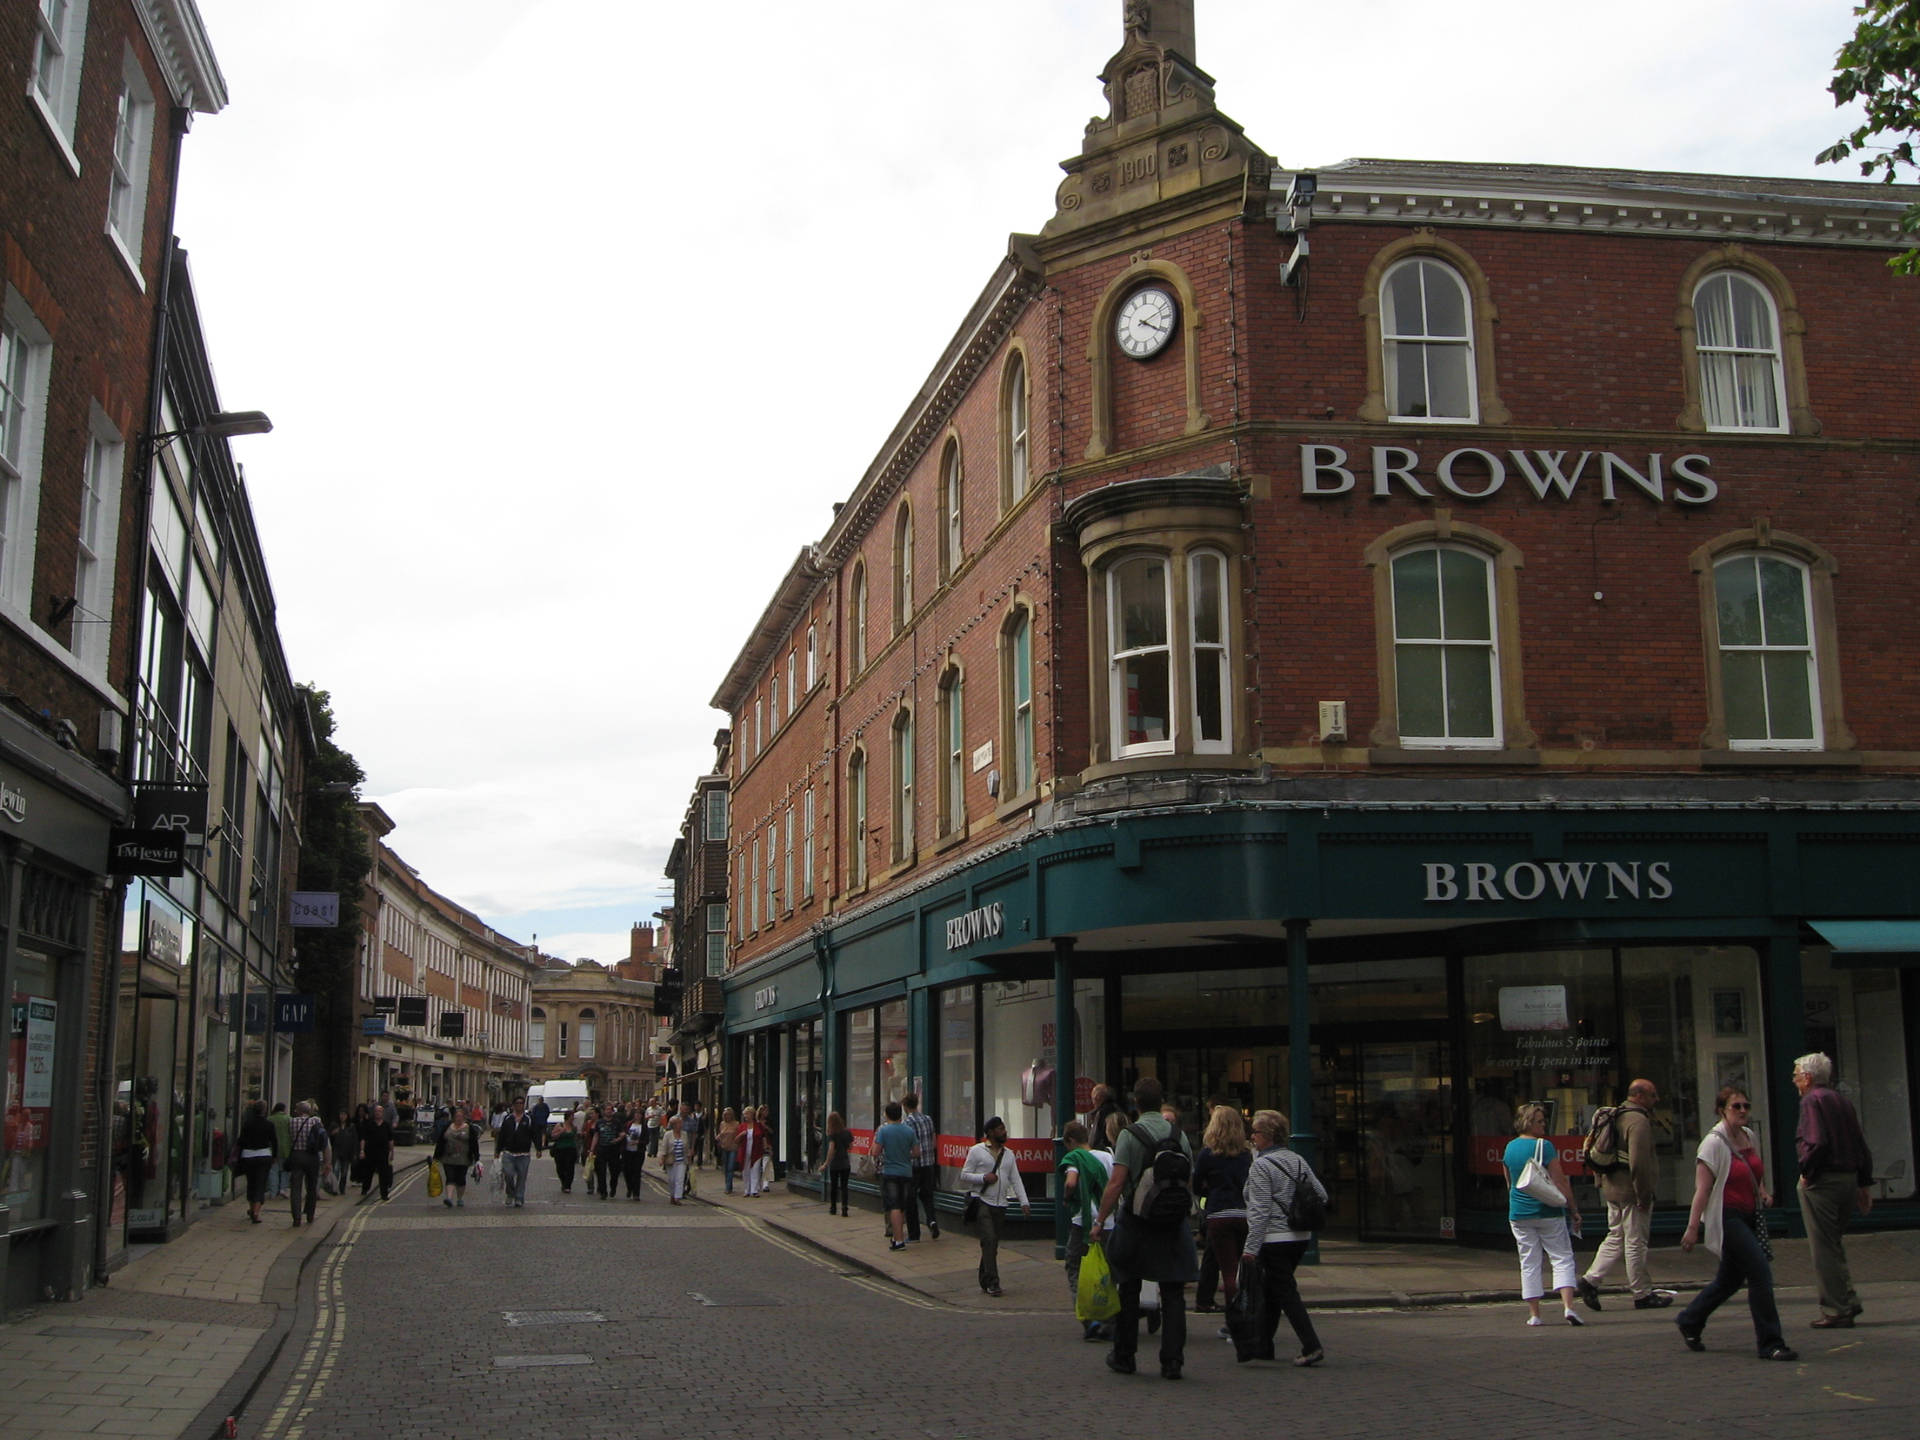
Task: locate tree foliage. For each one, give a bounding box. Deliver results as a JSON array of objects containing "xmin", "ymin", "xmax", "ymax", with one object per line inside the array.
[
  {"xmin": 1820, "ymin": 0, "xmax": 1920, "ymax": 273},
  {"xmin": 293, "ymin": 686, "xmax": 371, "ymax": 999}
]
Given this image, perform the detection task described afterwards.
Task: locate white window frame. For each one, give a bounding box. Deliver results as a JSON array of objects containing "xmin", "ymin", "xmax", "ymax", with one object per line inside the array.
[
  {"xmin": 530, "ymin": 1011, "xmax": 546, "ymax": 1057},
  {"xmin": 705, "ymin": 903, "xmax": 727, "ymax": 974},
  {"xmin": 1693, "ymin": 271, "xmax": 1790, "ymax": 435},
  {"xmin": 1107, "ymin": 555, "xmax": 1176, "ymax": 759},
  {"xmin": 1389, "ymin": 544, "xmax": 1503, "ymax": 750},
  {"xmin": 1713, "ymin": 552, "xmax": 1822, "ymax": 750},
  {"xmin": 0, "ymin": 294, "xmax": 52, "ymax": 616},
  {"xmin": 806, "ymin": 624, "xmax": 818, "ymax": 689},
  {"xmin": 765, "ymin": 822, "xmax": 778, "ymax": 918},
  {"xmin": 754, "ymin": 696, "xmax": 764, "ymax": 755},
  {"xmin": 786, "ymin": 651, "xmax": 797, "ymax": 716},
  {"xmin": 705, "ymin": 788, "xmax": 728, "ymax": 842},
  {"xmin": 1381, "ymin": 257, "xmax": 1477, "ymax": 423},
  {"xmin": 106, "ymin": 49, "xmax": 156, "ymax": 284},
  {"xmin": 940, "ymin": 443, "xmax": 962, "ymax": 581},
  {"xmin": 769, "ymin": 672, "xmax": 780, "ymax": 732},
  {"xmin": 738, "ymin": 855, "xmax": 749, "ymax": 938},
  {"xmin": 1005, "ymin": 352, "xmax": 1030, "ymax": 506},
  {"xmin": 802, "ymin": 786, "xmax": 816, "ymax": 900},
  {"xmin": 1007, "ymin": 609, "xmax": 1034, "ymax": 795},
  {"xmin": 849, "ymin": 751, "xmax": 869, "ymax": 889},
  {"xmin": 850, "ymin": 565, "xmax": 868, "ymax": 673},
  {"xmin": 579, "ymin": 1018, "xmax": 596, "ymax": 1059},
  {"xmin": 29, "ymin": 0, "xmax": 91, "ymax": 171},
  {"xmin": 892, "ymin": 709, "xmax": 915, "ymax": 860},
  {"xmin": 893, "ymin": 504, "xmax": 914, "ymax": 631},
  {"xmin": 1187, "ymin": 549, "xmax": 1232, "ymax": 754},
  {"xmin": 750, "ymin": 836, "xmax": 761, "ymax": 931},
  {"xmin": 940, "ymin": 669, "xmax": 965, "ymax": 836},
  {"xmin": 783, "ymin": 806, "xmax": 794, "ymax": 909}
]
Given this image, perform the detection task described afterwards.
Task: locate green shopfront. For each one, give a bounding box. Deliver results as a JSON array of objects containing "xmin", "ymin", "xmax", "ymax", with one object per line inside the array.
[{"xmin": 723, "ymin": 798, "xmax": 1919, "ymax": 1241}]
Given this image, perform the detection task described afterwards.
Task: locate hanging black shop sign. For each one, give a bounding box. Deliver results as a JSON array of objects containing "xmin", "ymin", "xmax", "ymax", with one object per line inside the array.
[
  {"xmin": 396, "ymin": 995, "xmax": 428, "ymax": 1026},
  {"xmin": 108, "ymin": 827, "xmax": 186, "ymax": 877}
]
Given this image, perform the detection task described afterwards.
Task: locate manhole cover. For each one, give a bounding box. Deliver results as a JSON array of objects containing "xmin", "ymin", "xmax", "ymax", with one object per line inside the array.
[
  {"xmin": 502, "ymin": 1311, "xmax": 606, "ymax": 1326},
  {"xmin": 40, "ymin": 1326, "xmax": 152, "ymax": 1339},
  {"xmin": 493, "ymin": 1354, "xmax": 593, "ymax": 1368}
]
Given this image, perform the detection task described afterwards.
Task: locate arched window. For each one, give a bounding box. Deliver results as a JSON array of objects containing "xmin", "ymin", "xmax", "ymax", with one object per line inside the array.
[
  {"xmin": 1001, "ymin": 607, "xmax": 1035, "ymax": 797},
  {"xmin": 893, "ymin": 502, "xmax": 915, "ymax": 631},
  {"xmin": 939, "ymin": 440, "xmax": 963, "ymax": 582},
  {"xmin": 1387, "ymin": 544, "xmax": 1501, "ymax": 746},
  {"xmin": 805, "ymin": 623, "xmax": 818, "ymax": 689},
  {"xmin": 937, "ymin": 666, "xmax": 965, "ymax": 837},
  {"xmin": 1691, "ymin": 525, "xmax": 1850, "ymax": 754},
  {"xmin": 1692, "ymin": 271, "xmax": 1788, "ymax": 433},
  {"xmin": 1712, "ymin": 551, "xmax": 1816, "ymax": 744},
  {"xmin": 1381, "ymin": 257, "xmax": 1476, "ymax": 422},
  {"xmin": 802, "ymin": 785, "xmax": 816, "ymax": 900},
  {"xmin": 578, "ymin": 1007, "xmax": 596, "ymax": 1059},
  {"xmin": 848, "ymin": 563, "xmax": 867, "ymax": 673},
  {"xmin": 891, "ymin": 708, "xmax": 915, "ymax": 861},
  {"xmin": 1002, "ymin": 350, "xmax": 1030, "ymax": 508},
  {"xmin": 530, "ymin": 1007, "xmax": 546, "ymax": 1057},
  {"xmin": 847, "ymin": 748, "xmax": 869, "ymax": 890}
]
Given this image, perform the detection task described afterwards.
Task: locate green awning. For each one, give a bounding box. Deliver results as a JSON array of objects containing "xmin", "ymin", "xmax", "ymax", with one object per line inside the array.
[{"xmin": 1807, "ymin": 920, "xmax": 1920, "ymax": 967}]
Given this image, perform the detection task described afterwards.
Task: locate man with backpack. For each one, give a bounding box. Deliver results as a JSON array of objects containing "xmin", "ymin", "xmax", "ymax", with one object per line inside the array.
[
  {"xmin": 1577, "ymin": 1078, "xmax": 1674, "ymax": 1310},
  {"xmin": 1091, "ymin": 1077, "xmax": 1198, "ymax": 1380}
]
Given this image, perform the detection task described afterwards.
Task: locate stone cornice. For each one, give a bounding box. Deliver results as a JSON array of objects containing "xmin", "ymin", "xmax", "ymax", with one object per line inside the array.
[
  {"xmin": 1276, "ymin": 161, "xmax": 1918, "ymax": 251},
  {"xmin": 136, "ymin": 0, "xmax": 228, "ymax": 113}
]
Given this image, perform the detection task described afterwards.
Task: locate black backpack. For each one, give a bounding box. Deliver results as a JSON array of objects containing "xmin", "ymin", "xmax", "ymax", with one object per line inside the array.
[
  {"xmin": 1125, "ymin": 1121, "xmax": 1193, "ymax": 1230},
  {"xmin": 1262, "ymin": 1148, "xmax": 1327, "ymax": 1232}
]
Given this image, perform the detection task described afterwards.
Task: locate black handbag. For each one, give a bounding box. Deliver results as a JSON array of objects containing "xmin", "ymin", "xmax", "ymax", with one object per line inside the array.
[
  {"xmin": 963, "ymin": 1193, "xmax": 981, "ymax": 1224},
  {"xmin": 1226, "ymin": 1272, "xmax": 1268, "ymax": 1362}
]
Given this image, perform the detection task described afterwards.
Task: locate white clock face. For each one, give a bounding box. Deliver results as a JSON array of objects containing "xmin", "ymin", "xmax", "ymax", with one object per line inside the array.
[{"xmin": 1116, "ymin": 286, "xmax": 1177, "ymax": 359}]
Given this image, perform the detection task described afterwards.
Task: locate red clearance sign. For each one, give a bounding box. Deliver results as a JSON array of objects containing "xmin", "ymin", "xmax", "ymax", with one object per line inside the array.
[
  {"xmin": 1469, "ymin": 1134, "xmax": 1587, "ymax": 1176},
  {"xmin": 851, "ymin": 1128, "xmax": 1055, "ymax": 1172}
]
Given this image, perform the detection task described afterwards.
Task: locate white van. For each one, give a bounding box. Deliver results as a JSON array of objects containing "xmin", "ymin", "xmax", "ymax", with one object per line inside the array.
[{"xmin": 528, "ymin": 1080, "xmax": 590, "ymax": 1124}]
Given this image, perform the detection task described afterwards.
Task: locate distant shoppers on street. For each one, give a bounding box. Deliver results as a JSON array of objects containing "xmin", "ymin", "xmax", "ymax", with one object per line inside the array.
[
  {"xmin": 529, "ymin": 1095, "xmax": 550, "ymax": 1156},
  {"xmin": 1194, "ymin": 1105, "xmax": 1252, "ymax": 1312},
  {"xmin": 716, "ymin": 1107, "xmax": 742, "ymax": 1193},
  {"xmin": 1086, "ymin": 1083, "xmax": 1121, "ymax": 1149},
  {"xmin": 1793, "ymin": 1051, "xmax": 1874, "ymax": 1329},
  {"xmin": 549, "ymin": 1111, "xmax": 581, "ymax": 1195},
  {"xmin": 1505, "ymin": 1102, "xmax": 1583, "ymax": 1327},
  {"xmin": 902, "ymin": 1092, "xmax": 940, "ymax": 1241},
  {"xmin": 286, "ymin": 1101, "xmax": 327, "ymax": 1227},
  {"xmin": 663, "ymin": 1116, "xmax": 689, "ymax": 1204},
  {"xmin": 495, "ymin": 1096, "xmax": 538, "ymax": 1208},
  {"xmin": 1578, "ymin": 1078, "xmax": 1673, "ymax": 1311},
  {"xmin": 961, "ymin": 1115, "xmax": 1030, "ymax": 1294},
  {"xmin": 436, "ymin": 1105, "xmax": 480, "ymax": 1207},
  {"xmin": 1240, "ymin": 1108, "xmax": 1328, "ymax": 1366},
  {"xmin": 237, "ymin": 1100, "xmax": 277, "ymax": 1224},
  {"xmin": 329, "ymin": 1110, "xmax": 358, "ymax": 1197},
  {"xmin": 681, "ymin": 1102, "xmax": 702, "ymax": 1170},
  {"xmin": 622, "ymin": 1107, "xmax": 649, "ymax": 1198},
  {"xmin": 690, "ymin": 1102, "xmax": 707, "ymax": 1167},
  {"xmin": 645, "ymin": 1101, "xmax": 663, "ymax": 1158},
  {"xmin": 874, "ymin": 1101, "xmax": 917, "ymax": 1251},
  {"xmin": 737, "ymin": 1109, "xmax": 767, "ymax": 1197},
  {"xmin": 1091, "ymin": 1079, "xmax": 1196, "ymax": 1379},
  {"xmin": 358, "ymin": 1104, "xmax": 395, "ymax": 1201},
  {"xmin": 822, "ymin": 1111, "xmax": 854, "ymax": 1215},
  {"xmin": 1678, "ymin": 1087, "xmax": 1795, "ymax": 1360},
  {"xmin": 268, "ymin": 1101, "xmax": 292, "ymax": 1199},
  {"xmin": 1058, "ymin": 1119, "xmax": 1115, "ymax": 1341},
  {"xmin": 594, "ymin": 1105, "xmax": 625, "ymax": 1200},
  {"xmin": 756, "ymin": 1105, "xmax": 776, "ymax": 1187}
]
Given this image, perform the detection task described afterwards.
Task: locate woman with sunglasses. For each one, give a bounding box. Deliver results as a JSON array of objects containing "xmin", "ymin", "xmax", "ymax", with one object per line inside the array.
[{"xmin": 1677, "ymin": 1088, "xmax": 1796, "ymax": 1361}]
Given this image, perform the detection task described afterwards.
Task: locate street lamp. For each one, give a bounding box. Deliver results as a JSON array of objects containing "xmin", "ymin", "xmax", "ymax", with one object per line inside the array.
[{"xmin": 149, "ymin": 409, "xmax": 274, "ymax": 445}]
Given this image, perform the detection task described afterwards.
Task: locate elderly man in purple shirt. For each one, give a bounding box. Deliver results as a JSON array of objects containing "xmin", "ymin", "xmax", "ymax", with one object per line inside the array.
[{"xmin": 1793, "ymin": 1051, "xmax": 1874, "ymax": 1329}]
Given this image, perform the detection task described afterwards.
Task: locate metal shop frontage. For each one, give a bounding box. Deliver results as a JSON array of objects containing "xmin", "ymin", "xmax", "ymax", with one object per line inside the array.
[{"xmin": 723, "ymin": 801, "xmax": 1919, "ymax": 1240}]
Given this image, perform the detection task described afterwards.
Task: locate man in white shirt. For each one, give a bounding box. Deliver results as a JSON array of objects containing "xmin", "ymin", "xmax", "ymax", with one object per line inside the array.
[{"xmin": 961, "ymin": 1116, "xmax": 1031, "ymax": 1297}]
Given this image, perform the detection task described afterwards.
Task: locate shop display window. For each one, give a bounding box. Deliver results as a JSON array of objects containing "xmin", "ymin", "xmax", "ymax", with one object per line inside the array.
[
  {"xmin": 877, "ymin": 1000, "xmax": 908, "ymax": 1113},
  {"xmin": 1800, "ymin": 949, "xmax": 1914, "ymax": 1200},
  {"xmin": 939, "ymin": 985, "xmax": 977, "ymax": 1139},
  {"xmin": 844, "ymin": 1008, "xmax": 876, "ymax": 1129},
  {"xmin": 4, "ymin": 951, "xmax": 57, "ymax": 1224},
  {"xmin": 979, "ymin": 978, "xmax": 1105, "ymax": 1143}
]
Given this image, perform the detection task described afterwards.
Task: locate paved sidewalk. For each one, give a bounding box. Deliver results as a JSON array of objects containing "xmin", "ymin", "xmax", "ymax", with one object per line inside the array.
[
  {"xmin": 0, "ymin": 1146, "xmax": 430, "ymax": 1440},
  {"xmin": 693, "ymin": 1167, "xmax": 1920, "ymax": 1312}
]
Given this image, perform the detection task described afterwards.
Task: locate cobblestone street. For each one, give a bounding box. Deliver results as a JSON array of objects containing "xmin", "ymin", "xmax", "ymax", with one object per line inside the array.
[{"xmin": 230, "ymin": 1160, "xmax": 1916, "ymax": 1440}]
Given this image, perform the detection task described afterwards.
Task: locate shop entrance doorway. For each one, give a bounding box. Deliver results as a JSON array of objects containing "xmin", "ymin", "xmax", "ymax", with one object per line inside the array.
[{"xmin": 1117, "ymin": 1029, "xmax": 1454, "ymax": 1242}]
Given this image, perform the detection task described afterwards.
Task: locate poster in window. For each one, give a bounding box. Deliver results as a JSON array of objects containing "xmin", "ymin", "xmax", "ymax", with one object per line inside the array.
[
  {"xmin": 1711, "ymin": 989, "xmax": 1746, "ymax": 1037},
  {"xmin": 1714, "ymin": 1052, "xmax": 1751, "ymax": 1100}
]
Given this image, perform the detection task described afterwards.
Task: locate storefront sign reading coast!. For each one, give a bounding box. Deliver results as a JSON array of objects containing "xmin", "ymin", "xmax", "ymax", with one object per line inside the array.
[
  {"xmin": 1423, "ymin": 859, "xmax": 1674, "ymax": 904},
  {"xmin": 945, "ymin": 902, "xmax": 1006, "ymax": 952},
  {"xmin": 1300, "ymin": 444, "xmax": 1719, "ymax": 506}
]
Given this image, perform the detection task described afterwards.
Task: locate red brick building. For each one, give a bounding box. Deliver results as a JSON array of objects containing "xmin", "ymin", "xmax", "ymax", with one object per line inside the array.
[
  {"xmin": 2, "ymin": 0, "xmax": 227, "ymax": 1307},
  {"xmin": 711, "ymin": 2, "xmax": 1919, "ymax": 1238}
]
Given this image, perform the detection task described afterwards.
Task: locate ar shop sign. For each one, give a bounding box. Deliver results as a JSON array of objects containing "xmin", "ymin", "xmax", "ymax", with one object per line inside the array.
[{"xmin": 1299, "ymin": 444, "xmax": 1719, "ymax": 506}]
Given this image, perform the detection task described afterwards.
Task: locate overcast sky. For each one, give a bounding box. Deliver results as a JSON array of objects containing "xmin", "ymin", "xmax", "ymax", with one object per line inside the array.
[{"xmin": 172, "ymin": 1, "xmax": 1874, "ymax": 962}]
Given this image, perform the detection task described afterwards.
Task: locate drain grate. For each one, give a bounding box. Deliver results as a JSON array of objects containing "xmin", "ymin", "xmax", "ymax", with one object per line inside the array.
[
  {"xmin": 493, "ymin": 1354, "xmax": 593, "ymax": 1368},
  {"xmin": 502, "ymin": 1311, "xmax": 606, "ymax": 1326}
]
